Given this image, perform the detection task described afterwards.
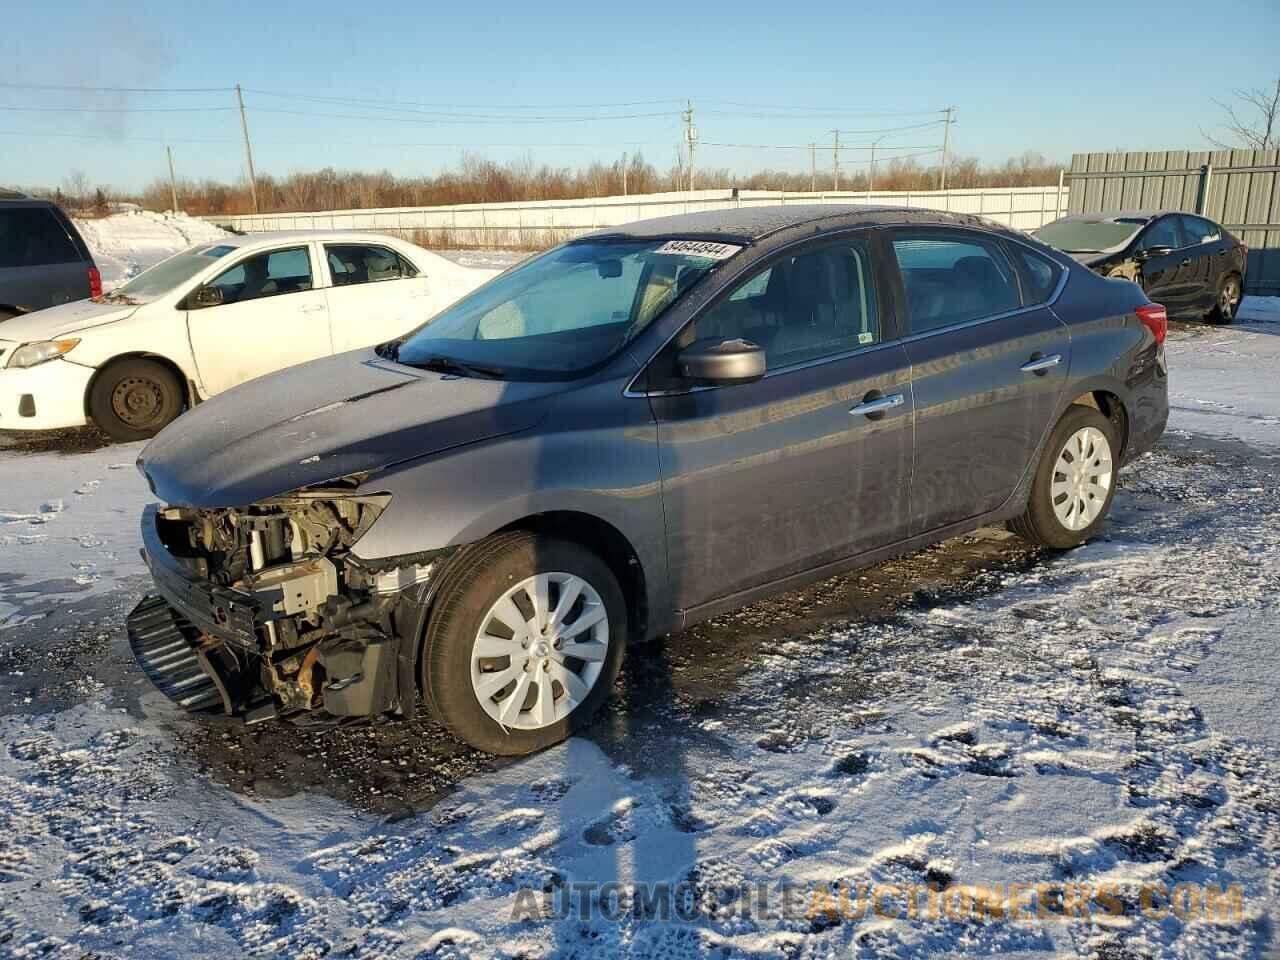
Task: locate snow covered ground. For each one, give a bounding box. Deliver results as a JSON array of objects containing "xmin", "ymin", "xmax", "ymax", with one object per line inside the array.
[
  {"xmin": 72, "ymin": 211, "xmax": 233, "ymax": 290},
  {"xmin": 0, "ymin": 304, "xmax": 1277, "ymax": 958}
]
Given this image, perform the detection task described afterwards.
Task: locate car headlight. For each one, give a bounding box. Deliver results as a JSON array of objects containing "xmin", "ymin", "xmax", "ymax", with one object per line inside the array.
[{"xmin": 6, "ymin": 339, "xmax": 81, "ymax": 369}]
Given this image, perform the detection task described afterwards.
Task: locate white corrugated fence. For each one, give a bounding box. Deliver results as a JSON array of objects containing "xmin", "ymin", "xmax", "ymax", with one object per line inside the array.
[{"xmin": 204, "ymin": 185, "xmax": 1070, "ymax": 247}]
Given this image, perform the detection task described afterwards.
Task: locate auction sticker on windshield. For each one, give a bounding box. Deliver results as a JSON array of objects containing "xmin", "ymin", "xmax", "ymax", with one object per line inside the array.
[{"xmin": 654, "ymin": 239, "xmax": 742, "ymax": 260}]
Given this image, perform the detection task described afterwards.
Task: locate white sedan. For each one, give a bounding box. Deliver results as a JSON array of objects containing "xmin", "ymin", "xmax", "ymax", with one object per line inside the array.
[{"xmin": 0, "ymin": 231, "xmax": 500, "ymax": 440}]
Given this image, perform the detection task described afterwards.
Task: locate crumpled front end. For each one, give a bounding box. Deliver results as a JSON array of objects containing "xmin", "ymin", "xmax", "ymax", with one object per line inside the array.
[{"xmin": 128, "ymin": 487, "xmax": 445, "ymax": 724}]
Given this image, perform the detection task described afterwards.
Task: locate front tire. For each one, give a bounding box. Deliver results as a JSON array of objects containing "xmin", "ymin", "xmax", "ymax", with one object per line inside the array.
[
  {"xmin": 88, "ymin": 357, "xmax": 184, "ymax": 441},
  {"xmin": 420, "ymin": 531, "xmax": 627, "ymax": 756},
  {"xmin": 1207, "ymin": 272, "xmax": 1241, "ymax": 324},
  {"xmin": 1010, "ymin": 405, "xmax": 1119, "ymax": 549}
]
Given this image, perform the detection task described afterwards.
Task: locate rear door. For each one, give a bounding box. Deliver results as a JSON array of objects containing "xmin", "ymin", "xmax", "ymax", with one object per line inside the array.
[
  {"xmin": 1178, "ymin": 215, "xmax": 1227, "ymax": 314},
  {"xmin": 889, "ymin": 229, "xmax": 1071, "ymax": 535},
  {"xmin": 186, "ymin": 244, "xmax": 333, "ymax": 395},
  {"xmin": 0, "ymin": 205, "xmax": 89, "ymax": 312},
  {"xmin": 321, "ymin": 242, "xmax": 432, "ymax": 352},
  {"xmin": 646, "ymin": 233, "xmax": 914, "ymax": 611}
]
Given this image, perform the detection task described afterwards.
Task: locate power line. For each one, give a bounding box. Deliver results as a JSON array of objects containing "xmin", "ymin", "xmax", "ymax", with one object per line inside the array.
[
  {"xmin": 701, "ymin": 141, "xmax": 939, "ymax": 151},
  {"xmin": 0, "ymin": 129, "xmax": 673, "ymax": 149},
  {"xmin": 252, "ymin": 106, "xmax": 679, "ymax": 125},
  {"xmin": 244, "ymin": 88, "xmax": 686, "ymax": 112},
  {"xmin": 698, "ymin": 99, "xmax": 947, "ymax": 117},
  {"xmin": 0, "ymin": 104, "xmax": 236, "ymax": 114},
  {"xmin": 0, "ymin": 81, "xmax": 234, "ymax": 94}
]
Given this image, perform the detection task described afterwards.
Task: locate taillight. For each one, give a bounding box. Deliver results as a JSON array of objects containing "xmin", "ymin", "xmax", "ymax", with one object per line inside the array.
[
  {"xmin": 88, "ymin": 267, "xmax": 102, "ymax": 299},
  {"xmin": 1136, "ymin": 303, "xmax": 1167, "ymax": 345}
]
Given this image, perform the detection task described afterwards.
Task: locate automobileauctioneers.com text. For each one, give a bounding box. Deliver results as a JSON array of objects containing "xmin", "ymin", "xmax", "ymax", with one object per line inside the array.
[{"xmin": 511, "ymin": 880, "xmax": 1247, "ymax": 925}]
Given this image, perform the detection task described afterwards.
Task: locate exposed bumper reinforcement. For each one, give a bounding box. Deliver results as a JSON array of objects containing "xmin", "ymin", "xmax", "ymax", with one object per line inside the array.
[{"xmin": 126, "ymin": 595, "xmax": 226, "ymax": 713}]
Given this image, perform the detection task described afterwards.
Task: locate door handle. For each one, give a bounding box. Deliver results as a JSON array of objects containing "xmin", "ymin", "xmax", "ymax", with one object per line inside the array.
[
  {"xmin": 849, "ymin": 393, "xmax": 904, "ymax": 418},
  {"xmin": 1020, "ymin": 353, "xmax": 1062, "ymax": 374}
]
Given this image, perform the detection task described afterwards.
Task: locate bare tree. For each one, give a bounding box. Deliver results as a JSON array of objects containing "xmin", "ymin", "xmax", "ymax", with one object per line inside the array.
[
  {"xmin": 1205, "ymin": 75, "xmax": 1280, "ymax": 150},
  {"xmin": 62, "ymin": 169, "xmax": 90, "ymax": 211}
]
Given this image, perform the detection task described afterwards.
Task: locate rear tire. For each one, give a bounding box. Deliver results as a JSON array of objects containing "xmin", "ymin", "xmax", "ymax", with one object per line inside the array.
[
  {"xmin": 1009, "ymin": 405, "xmax": 1119, "ymax": 549},
  {"xmin": 420, "ymin": 531, "xmax": 627, "ymax": 756},
  {"xmin": 88, "ymin": 357, "xmax": 184, "ymax": 442},
  {"xmin": 1207, "ymin": 272, "xmax": 1241, "ymax": 324}
]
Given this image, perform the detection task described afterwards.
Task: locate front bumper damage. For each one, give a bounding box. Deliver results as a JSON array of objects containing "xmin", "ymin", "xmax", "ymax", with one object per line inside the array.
[{"xmin": 128, "ymin": 496, "xmax": 445, "ymax": 725}]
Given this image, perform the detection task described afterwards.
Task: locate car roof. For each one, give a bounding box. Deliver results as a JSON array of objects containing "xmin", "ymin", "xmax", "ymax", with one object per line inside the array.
[
  {"xmin": 581, "ymin": 204, "xmax": 1011, "ymax": 245},
  {"xmin": 206, "ymin": 229, "xmax": 413, "ymax": 250}
]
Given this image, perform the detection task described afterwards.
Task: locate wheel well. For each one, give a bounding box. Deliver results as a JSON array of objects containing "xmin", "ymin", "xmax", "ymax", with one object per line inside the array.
[
  {"xmin": 84, "ymin": 353, "xmax": 193, "ymax": 418},
  {"xmin": 1070, "ymin": 391, "xmax": 1129, "ymax": 460},
  {"xmin": 498, "ymin": 511, "xmax": 648, "ymax": 643}
]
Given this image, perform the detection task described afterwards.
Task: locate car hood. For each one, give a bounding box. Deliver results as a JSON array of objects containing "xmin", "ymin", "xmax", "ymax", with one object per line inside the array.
[
  {"xmin": 139, "ymin": 350, "xmax": 559, "ymax": 508},
  {"xmin": 0, "ymin": 299, "xmax": 140, "ymax": 342}
]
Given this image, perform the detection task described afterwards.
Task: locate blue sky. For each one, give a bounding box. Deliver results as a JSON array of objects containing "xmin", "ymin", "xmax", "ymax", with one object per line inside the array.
[{"xmin": 3, "ymin": 0, "xmax": 1277, "ymax": 193}]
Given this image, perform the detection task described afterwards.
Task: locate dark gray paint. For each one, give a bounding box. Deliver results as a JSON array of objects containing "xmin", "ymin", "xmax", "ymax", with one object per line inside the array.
[
  {"xmin": 139, "ymin": 205, "xmax": 1168, "ymax": 643},
  {"xmin": 0, "ymin": 200, "xmax": 94, "ymax": 316}
]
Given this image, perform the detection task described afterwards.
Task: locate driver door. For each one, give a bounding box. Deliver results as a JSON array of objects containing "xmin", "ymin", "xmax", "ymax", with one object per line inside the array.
[
  {"xmin": 1138, "ymin": 216, "xmax": 1195, "ymax": 317},
  {"xmin": 186, "ymin": 244, "xmax": 334, "ymax": 396}
]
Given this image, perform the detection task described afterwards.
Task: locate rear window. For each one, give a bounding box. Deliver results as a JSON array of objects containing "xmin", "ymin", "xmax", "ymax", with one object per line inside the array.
[
  {"xmin": 1011, "ymin": 245, "xmax": 1062, "ymax": 304},
  {"xmin": 0, "ymin": 207, "xmax": 81, "ymax": 268}
]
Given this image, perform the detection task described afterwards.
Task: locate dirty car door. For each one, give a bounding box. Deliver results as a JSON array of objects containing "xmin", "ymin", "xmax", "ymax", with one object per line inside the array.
[
  {"xmin": 186, "ymin": 244, "xmax": 334, "ymax": 395},
  {"xmin": 891, "ymin": 229, "xmax": 1070, "ymax": 535},
  {"xmin": 647, "ymin": 236, "xmax": 913, "ymax": 612}
]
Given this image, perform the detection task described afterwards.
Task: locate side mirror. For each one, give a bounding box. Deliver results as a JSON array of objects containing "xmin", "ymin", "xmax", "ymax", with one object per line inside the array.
[
  {"xmin": 190, "ymin": 286, "xmax": 224, "ymax": 309},
  {"xmin": 1137, "ymin": 245, "xmax": 1173, "ymax": 261},
  {"xmin": 677, "ymin": 337, "xmax": 766, "ymax": 384}
]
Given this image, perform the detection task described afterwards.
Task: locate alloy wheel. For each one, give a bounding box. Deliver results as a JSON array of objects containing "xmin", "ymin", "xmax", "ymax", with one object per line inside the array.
[
  {"xmin": 470, "ymin": 572, "xmax": 610, "ymax": 731},
  {"xmin": 1050, "ymin": 426, "xmax": 1113, "ymax": 531},
  {"xmin": 1221, "ymin": 277, "xmax": 1241, "ymax": 318}
]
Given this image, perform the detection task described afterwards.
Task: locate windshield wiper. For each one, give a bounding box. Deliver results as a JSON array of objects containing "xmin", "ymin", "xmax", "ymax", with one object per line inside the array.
[{"xmin": 403, "ymin": 354, "xmax": 506, "ymax": 380}]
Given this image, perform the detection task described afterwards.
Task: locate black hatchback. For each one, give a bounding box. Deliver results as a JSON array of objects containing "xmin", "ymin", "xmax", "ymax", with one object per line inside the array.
[{"xmin": 1034, "ymin": 211, "xmax": 1247, "ymax": 323}]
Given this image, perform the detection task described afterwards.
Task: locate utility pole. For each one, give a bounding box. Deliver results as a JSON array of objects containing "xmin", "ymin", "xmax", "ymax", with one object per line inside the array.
[
  {"xmin": 939, "ymin": 105, "xmax": 955, "ymax": 192},
  {"xmin": 809, "ymin": 143, "xmax": 816, "ymax": 192},
  {"xmin": 831, "ymin": 130, "xmax": 840, "ymax": 191},
  {"xmin": 621, "ymin": 152, "xmax": 628, "ymax": 196},
  {"xmin": 683, "ymin": 101, "xmax": 697, "ymax": 193},
  {"xmin": 868, "ymin": 134, "xmax": 887, "ymax": 193},
  {"xmin": 166, "ymin": 145, "xmax": 179, "ymax": 212},
  {"xmin": 235, "ymin": 83, "xmax": 259, "ymax": 213}
]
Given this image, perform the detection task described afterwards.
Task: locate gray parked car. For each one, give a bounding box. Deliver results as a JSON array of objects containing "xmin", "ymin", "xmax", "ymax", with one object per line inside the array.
[
  {"xmin": 130, "ymin": 205, "xmax": 1169, "ymax": 756},
  {"xmin": 0, "ymin": 191, "xmax": 100, "ymax": 320}
]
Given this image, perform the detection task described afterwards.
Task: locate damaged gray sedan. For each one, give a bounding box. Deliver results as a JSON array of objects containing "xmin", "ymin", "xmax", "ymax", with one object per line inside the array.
[{"xmin": 130, "ymin": 206, "xmax": 1168, "ymax": 756}]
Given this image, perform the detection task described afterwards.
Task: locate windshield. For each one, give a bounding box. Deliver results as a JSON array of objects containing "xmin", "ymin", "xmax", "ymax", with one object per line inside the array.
[
  {"xmin": 392, "ymin": 238, "xmax": 739, "ymax": 379},
  {"xmin": 111, "ymin": 243, "xmax": 237, "ymax": 300},
  {"xmin": 1034, "ymin": 220, "xmax": 1143, "ymax": 253}
]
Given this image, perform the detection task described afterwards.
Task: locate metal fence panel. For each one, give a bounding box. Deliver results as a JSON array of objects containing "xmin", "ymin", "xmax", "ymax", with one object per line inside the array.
[{"xmin": 1067, "ymin": 149, "xmax": 1280, "ymax": 295}]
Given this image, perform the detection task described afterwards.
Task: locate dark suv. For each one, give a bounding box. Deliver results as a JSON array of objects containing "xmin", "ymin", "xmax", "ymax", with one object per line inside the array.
[{"xmin": 0, "ymin": 191, "xmax": 100, "ymax": 321}]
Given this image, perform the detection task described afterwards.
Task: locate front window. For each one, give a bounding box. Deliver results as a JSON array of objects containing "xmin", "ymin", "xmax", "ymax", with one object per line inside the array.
[
  {"xmin": 114, "ymin": 244, "xmax": 236, "ymax": 300},
  {"xmin": 1140, "ymin": 217, "xmax": 1183, "ymax": 251},
  {"xmin": 392, "ymin": 239, "xmax": 738, "ymax": 379},
  {"xmin": 1034, "ymin": 219, "xmax": 1143, "ymax": 253}
]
